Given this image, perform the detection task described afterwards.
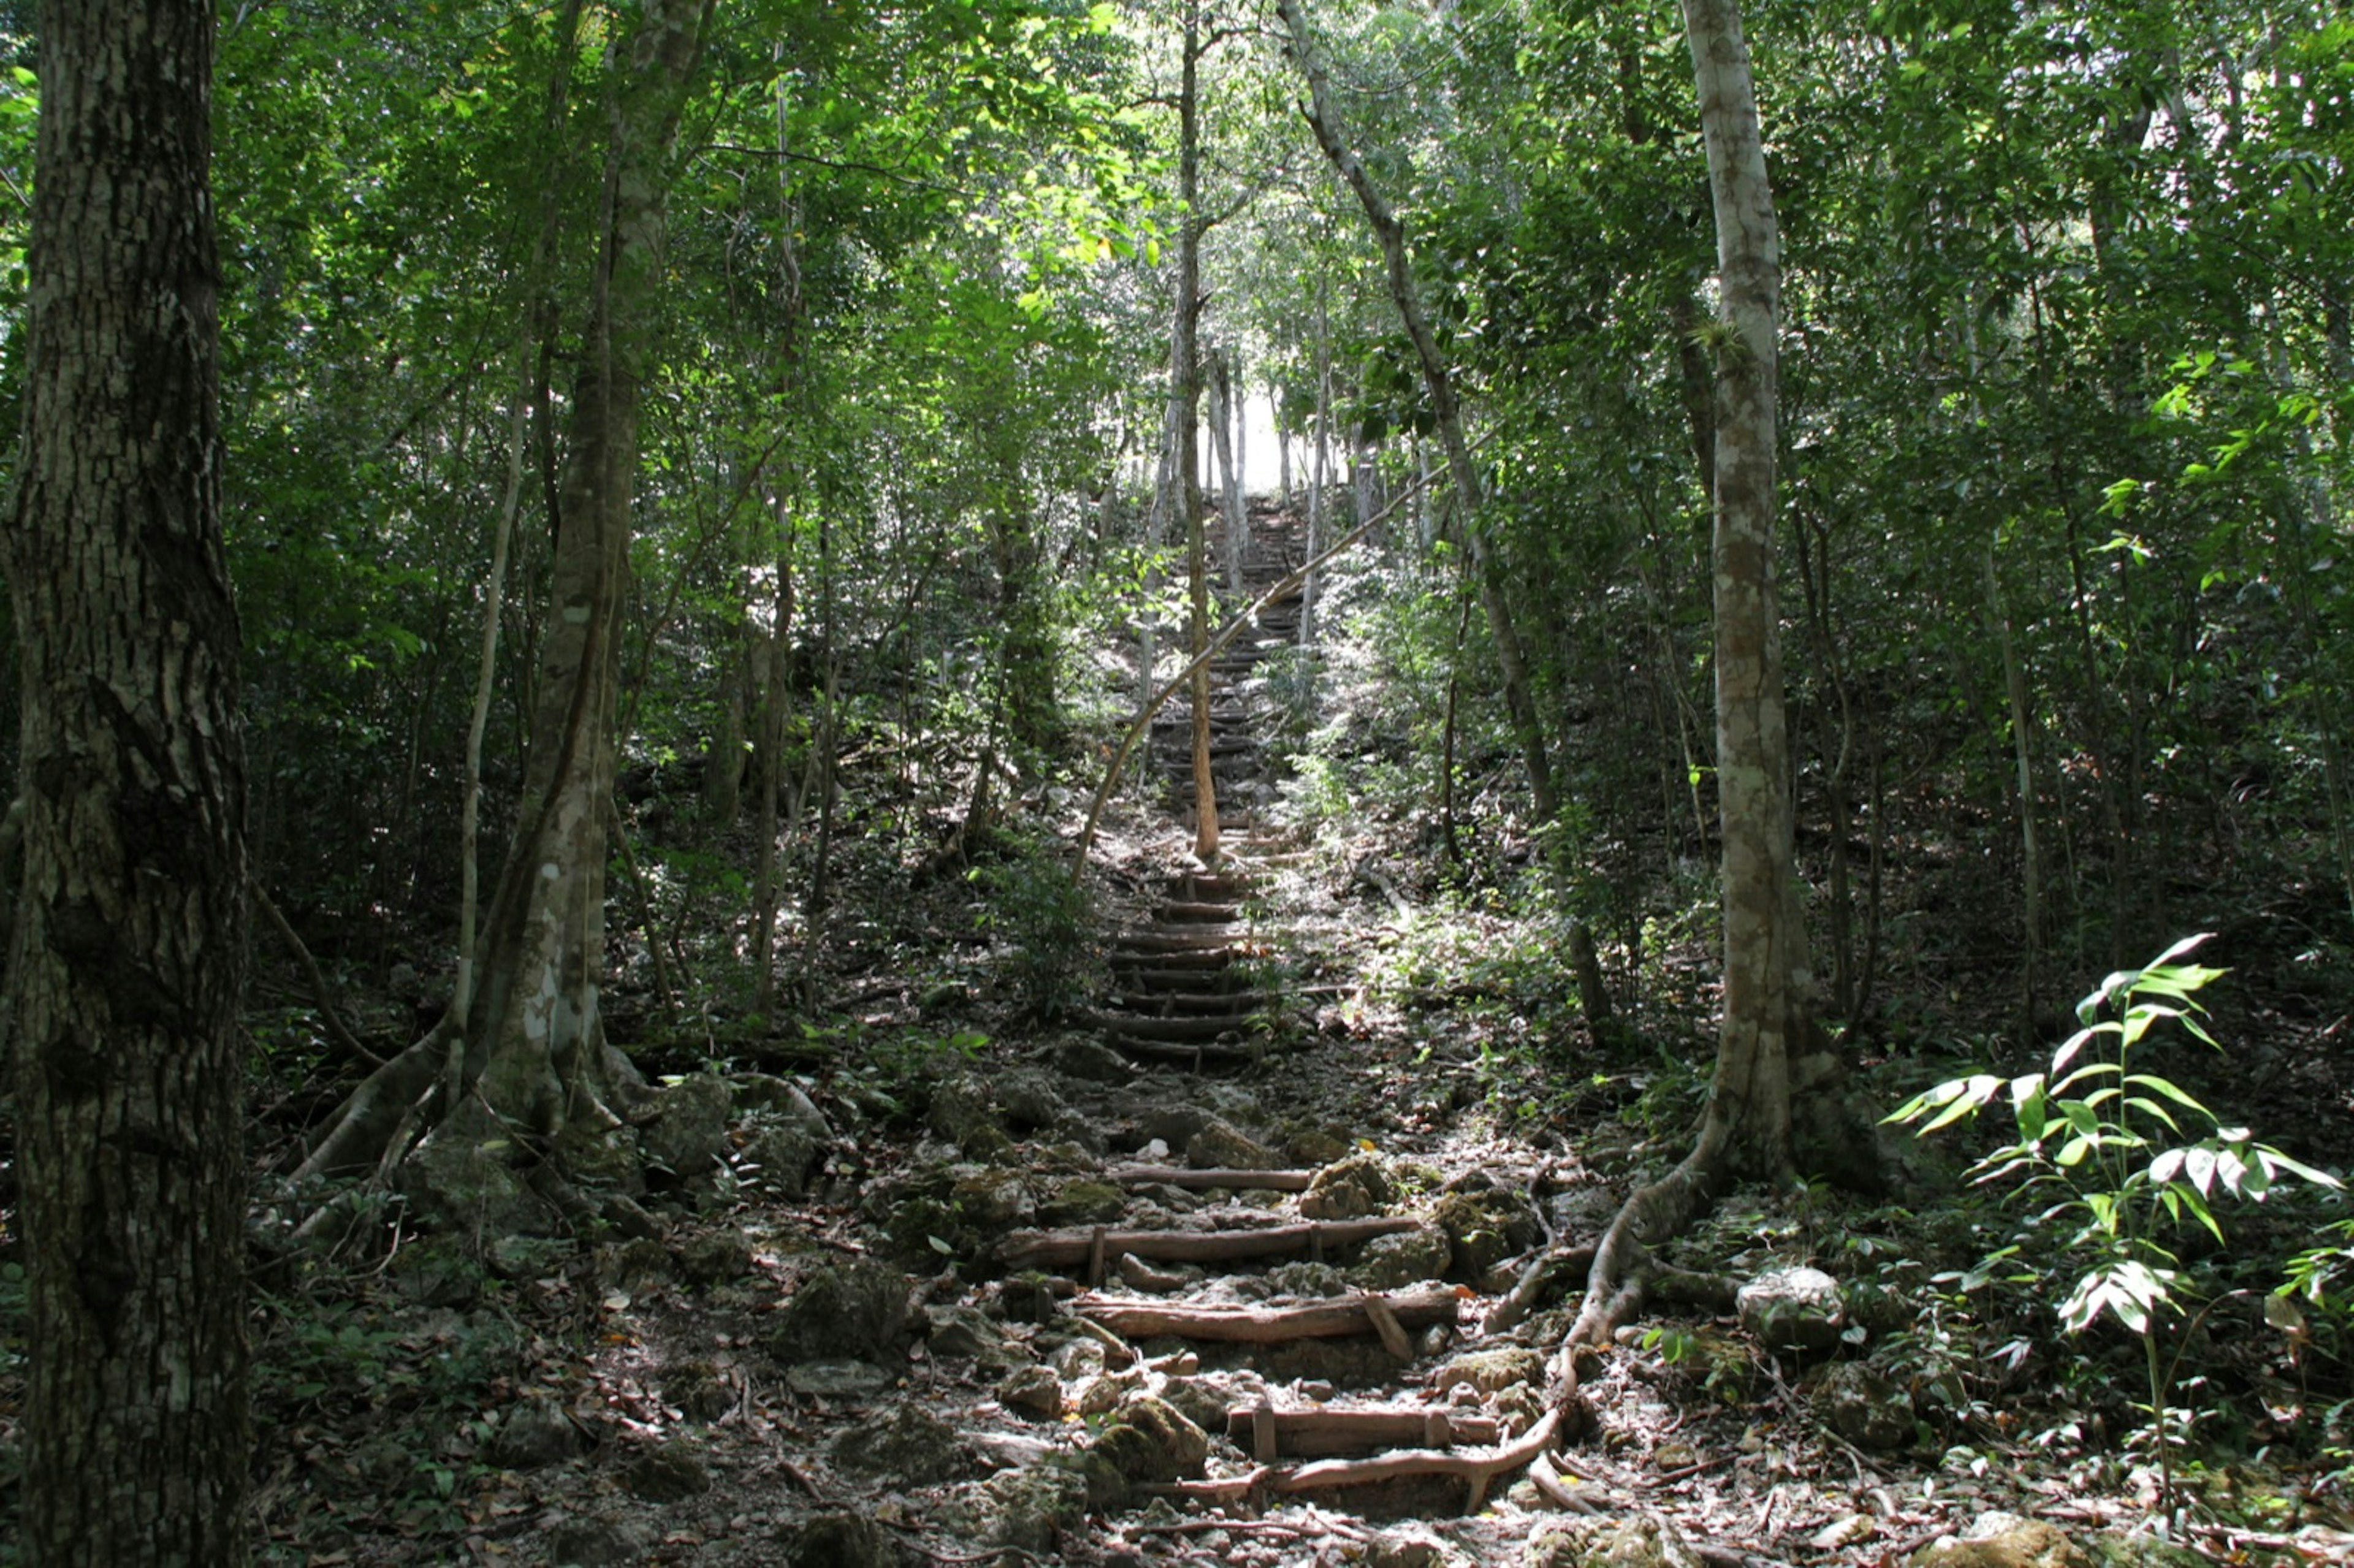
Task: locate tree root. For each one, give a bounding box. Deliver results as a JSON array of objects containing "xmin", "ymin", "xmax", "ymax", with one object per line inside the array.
[
  {"xmin": 289, "ymin": 1020, "xmax": 455, "ymax": 1182},
  {"xmin": 1145, "ymin": 1408, "xmax": 1563, "ymax": 1513},
  {"xmin": 1560, "ymin": 1141, "xmax": 1729, "ymax": 1369}
]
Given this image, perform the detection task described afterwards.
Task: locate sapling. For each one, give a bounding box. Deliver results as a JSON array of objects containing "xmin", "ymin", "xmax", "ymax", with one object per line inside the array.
[{"xmin": 1886, "ymin": 935, "xmax": 2341, "ymax": 1521}]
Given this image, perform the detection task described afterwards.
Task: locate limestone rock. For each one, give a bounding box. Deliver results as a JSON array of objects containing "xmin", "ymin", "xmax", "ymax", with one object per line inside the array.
[
  {"xmin": 546, "ymin": 1515, "xmax": 658, "ymax": 1567},
  {"xmin": 975, "ymin": 1463, "xmax": 1091, "ymax": 1551},
  {"xmin": 1369, "ymin": 1527, "xmax": 1457, "ymax": 1568},
  {"xmin": 1286, "ymin": 1125, "xmax": 1354, "ymax": 1166},
  {"xmin": 771, "ymin": 1259, "xmax": 913, "ymax": 1363},
  {"xmin": 662, "ymin": 1360, "xmax": 733, "ymax": 1423},
  {"xmin": 831, "ymin": 1402, "xmax": 972, "ymax": 1486},
  {"xmin": 1910, "ymin": 1513, "xmax": 2092, "ymax": 1568},
  {"xmin": 998, "ymin": 1364, "xmax": 1062, "ymax": 1420},
  {"xmin": 1053, "ymin": 1036, "xmax": 1134, "ymax": 1083},
  {"xmin": 1091, "ymin": 1393, "xmax": 1209, "ymax": 1482},
  {"xmin": 621, "ymin": 1441, "xmax": 711, "ymax": 1502},
  {"xmin": 926, "ymin": 1304, "xmax": 1018, "ymax": 1369},
  {"xmin": 1300, "ymin": 1152, "xmax": 1396, "ymax": 1220},
  {"xmin": 1819, "ymin": 1361, "xmax": 1913, "ymax": 1450},
  {"xmin": 488, "ymin": 1395, "xmax": 582, "ymax": 1470},
  {"xmin": 928, "ymin": 1072, "xmax": 1003, "ymax": 1154},
  {"xmin": 1528, "ymin": 1516, "xmax": 1693, "ymax": 1568},
  {"xmin": 1187, "ymin": 1116, "xmax": 1280, "ymax": 1171},
  {"xmin": 1040, "ymin": 1176, "xmax": 1126, "ymax": 1227},
  {"xmin": 1350, "ymin": 1224, "xmax": 1453, "ymax": 1290},
  {"xmin": 642, "ymin": 1073, "xmax": 734, "ymax": 1187},
  {"xmin": 740, "ymin": 1120, "xmax": 826, "ymax": 1198},
  {"xmin": 1737, "ymin": 1265, "xmax": 1846, "ymax": 1354},
  {"xmin": 777, "ymin": 1512, "xmax": 899, "ymax": 1568},
  {"xmin": 403, "ymin": 1105, "xmax": 560, "ymax": 1238},
  {"xmin": 1433, "ymin": 1188, "xmax": 1542, "ymax": 1282},
  {"xmin": 997, "ymin": 1067, "xmax": 1065, "ymax": 1133},
  {"xmin": 676, "ymin": 1227, "xmax": 752, "ymax": 1288},
  {"xmin": 1431, "ymin": 1346, "xmax": 1545, "ymax": 1398},
  {"xmin": 950, "ymin": 1166, "xmax": 1036, "ymax": 1232}
]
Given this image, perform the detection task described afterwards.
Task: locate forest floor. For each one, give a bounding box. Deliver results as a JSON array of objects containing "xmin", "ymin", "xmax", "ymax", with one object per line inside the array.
[{"xmin": 9, "ymin": 512, "xmax": 2354, "ymax": 1568}]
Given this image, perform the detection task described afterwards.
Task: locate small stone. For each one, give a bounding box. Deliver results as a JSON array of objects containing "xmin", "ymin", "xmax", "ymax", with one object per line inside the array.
[
  {"xmin": 1527, "ymin": 1517, "xmax": 1690, "ymax": 1568},
  {"xmin": 1812, "ymin": 1515, "xmax": 1877, "ymax": 1551},
  {"xmin": 1187, "ymin": 1117, "xmax": 1279, "ymax": 1170},
  {"xmin": 926, "ymin": 1304, "xmax": 1014, "ymax": 1364},
  {"xmin": 1910, "ymin": 1513, "xmax": 2092, "ymax": 1568},
  {"xmin": 1820, "ymin": 1361, "xmax": 1914, "ymax": 1450},
  {"xmin": 1368, "ymin": 1527, "xmax": 1450, "ymax": 1568},
  {"xmin": 488, "ymin": 1395, "xmax": 581, "ymax": 1470},
  {"xmin": 621, "ymin": 1442, "xmax": 710, "ymax": 1502},
  {"xmin": 1738, "ymin": 1265, "xmax": 1846, "ymax": 1354},
  {"xmin": 999, "ymin": 1364, "xmax": 1063, "ymax": 1420},
  {"xmin": 1284, "ymin": 1125, "xmax": 1354, "ymax": 1166},
  {"xmin": 663, "ymin": 1360, "xmax": 733, "ymax": 1423}
]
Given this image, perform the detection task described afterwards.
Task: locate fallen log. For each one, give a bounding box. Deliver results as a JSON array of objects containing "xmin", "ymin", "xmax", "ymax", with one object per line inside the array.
[
  {"xmin": 1075, "ymin": 1286, "xmax": 1457, "ymax": 1344},
  {"xmin": 1109, "ymin": 1165, "xmax": 1315, "ymax": 1192},
  {"xmin": 1000, "ymin": 1216, "xmax": 1418, "ymax": 1270},
  {"xmin": 1227, "ymin": 1404, "xmax": 1501, "ymax": 1460}
]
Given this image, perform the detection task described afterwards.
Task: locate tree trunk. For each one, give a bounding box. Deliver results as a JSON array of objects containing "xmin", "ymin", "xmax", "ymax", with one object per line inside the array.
[
  {"xmin": 1174, "ymin": 2, "xmax": 1219, "ymax": 862},
  {"xmin": 4, "ymin": 1, "xmax": 251, "ymax": 1558},
  {"xmin": 1566, "ymin": 0, "xmax": 1812, "ymax": 1359},
  {"xmin": 456, "ymin": 0, "xmax": 712, "ymax": 1146},
  {"xmin": 1208, "ymin": 345, "xmax": 1247, "ymax": 593},
  {"xmin": 1278, "ymin": 0, "xmax": 1558, "ymax": 825}
]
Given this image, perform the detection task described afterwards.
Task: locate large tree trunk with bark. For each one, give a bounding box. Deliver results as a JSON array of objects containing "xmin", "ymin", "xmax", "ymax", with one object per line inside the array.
[
  {"xmin": 1174, "ymin": 2, "xmax": 1220, "ymax": 863},
  {"xmin": 298, "ymin": 0, "xmax": 712, "ymax": 1198},
  {"xmin": 3, "ymin": 1, "xmax": 251, "ymax": 1559},
  {"xmin": 1565, "ymin": 0, "xmax": 1815, "ymax": 1358}
]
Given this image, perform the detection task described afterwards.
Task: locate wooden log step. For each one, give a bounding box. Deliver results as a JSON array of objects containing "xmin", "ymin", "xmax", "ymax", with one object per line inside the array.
[
  {"xmin": 1084, "ymin": 1011, "xmax": 1260, "ymax": 1043},
  {"xmin": 1110, "ymin": 991, "xmax": 1274, "ymax": 1015},
  {"xmin": 1156, "ymin": 900, "xmax": 1244, "ymax": 923},
  {"xmin": 1227, "ymin": 1404, "xmax": 1501, "ymax": 1460},
  {"xmin": 1142, "ymin": 1408, "xmax": 1562, "ymax": 1515},
  {"xmin": 1110, "ymin": 1165, "xmax": 1314, "ymax": 1191},
  {"xmin": 1170, "ymin": 873, "xmax": 1255, "ymax": 897},
  {"xmin": 1108, "ymin": 946, "xmax": 1236, "ymax": 967},
  {"xmin": 1074, "ymin": 1286, "xmax": 1458, "ymax": 1344},
  {"xmin": 1110, "ymin": 927, "xmax": 1244, "ymax": 953},
  {"xmin": 1102, "ymin": 1035, "xmax": 1262, "ymax": 1067},
  {"xmin": 1000, "ymin": 1216, "xmax": 1415, "ymax": 1270}
]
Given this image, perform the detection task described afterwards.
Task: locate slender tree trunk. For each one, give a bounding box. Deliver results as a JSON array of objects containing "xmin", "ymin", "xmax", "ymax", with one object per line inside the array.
[
  {"xmin": 1272, "ymin": 371, "xmax": 1293, "ymax": 507},
  {"xmin": 1985, "ymin": 541, "xmax": 2043, "ymax": 1028},
  {"xmin": 750, "ymin": 522, "xmax": 796, "ymax": 1014},
  {"xmin": 1304, "ymin": 277, "xmax": 1330, "ymax": 650},
  {"xmin": 1208, "ymin": 346, "xmax": 1247, "ymax": 593},
  {"xmin": 1174, "ymin": 3, "xmax": 1219, "ymax": 862},
  {"xmin": 1568, "ymin": 0, "xmax": 1811, "ymax": 1358},
  {"xmin": 1279, "ymin": 0, "xmax": 1558, "ymax": 824},
  {"xmin": 4, "ymin": 1, "xmax": 250, "ymax": 1558},
  {"xmin": 458, "ymin": 0, "xmax": 712, "ymax": 1143}
]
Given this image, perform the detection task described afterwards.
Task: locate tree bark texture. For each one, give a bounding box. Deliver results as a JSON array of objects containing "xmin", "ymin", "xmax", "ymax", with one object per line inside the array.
[
  {"xmin": 3, "ymin": 1, "xmax": 251, "ymax": 1559},
  {"xmin": 449, "ymin": 0, "xmax": 711, "ymax": 1146},
  {"xmin": 1688, "ymin": 0, "xmax": 1801, "ymax": 1182},
  {"xmin": 1174, "ymin": 2, "xmax": 1219, "ymax": 862},
  {"xmin": 1278, "ymin": 0, "xmax": 1558, "ymax": 824},
  {"xmin": 1564, "ymin": 0, "xmax": 1805, "ymax": 1357}
]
